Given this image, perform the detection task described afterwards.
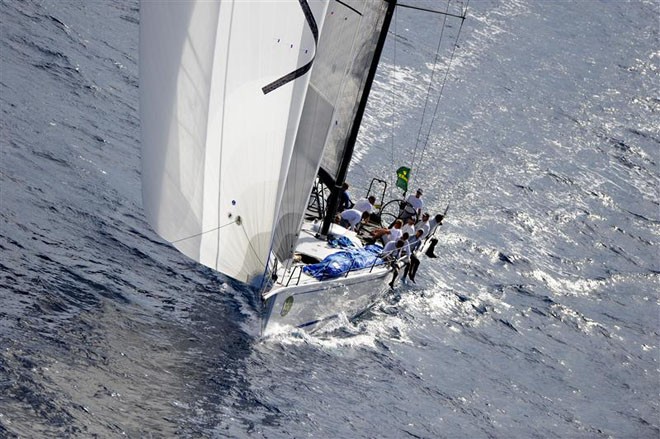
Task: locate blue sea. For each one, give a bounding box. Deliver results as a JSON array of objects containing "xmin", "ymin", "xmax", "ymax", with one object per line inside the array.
[{"xmin": 1, "ymin": 0, "xmax": 658, "ymax": 437}]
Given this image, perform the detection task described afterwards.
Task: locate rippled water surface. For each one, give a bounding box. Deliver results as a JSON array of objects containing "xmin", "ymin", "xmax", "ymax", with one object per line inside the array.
[{"xmin": 1, "ymin": 0, "xmax": 658, "ymax": 438}]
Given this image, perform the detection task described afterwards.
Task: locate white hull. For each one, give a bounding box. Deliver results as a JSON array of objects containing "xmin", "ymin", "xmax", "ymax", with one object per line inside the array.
[{"xmin": 262, "ymin": 265, "xmax": 392, "ymax": 334}]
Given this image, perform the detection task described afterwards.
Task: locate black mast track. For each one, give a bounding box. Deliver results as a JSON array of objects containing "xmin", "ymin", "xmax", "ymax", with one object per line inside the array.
[{"xmin": 321, "ymin": 0, "xmax": 397, "ymax": 236}]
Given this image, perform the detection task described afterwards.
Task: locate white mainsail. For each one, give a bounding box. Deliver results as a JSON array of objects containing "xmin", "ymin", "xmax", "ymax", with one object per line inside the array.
[{"xmin": 140, "ymin": 0, "xmax": 328, "ymax": 283}]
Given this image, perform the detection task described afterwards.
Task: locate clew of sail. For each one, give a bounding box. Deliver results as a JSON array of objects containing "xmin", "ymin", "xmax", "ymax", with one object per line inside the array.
[{"xmin": 140, "ymin": 0, "xmax": 329, "ymax": 284}]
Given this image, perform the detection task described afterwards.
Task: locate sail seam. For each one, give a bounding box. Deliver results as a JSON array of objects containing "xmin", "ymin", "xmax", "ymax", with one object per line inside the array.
[{"xmin": 214, "ymin": 1, "xmax": 235, "ymax": 271}]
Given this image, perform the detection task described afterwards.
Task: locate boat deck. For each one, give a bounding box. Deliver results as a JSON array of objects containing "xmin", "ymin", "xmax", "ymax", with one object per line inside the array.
[{"xmin": 270, "ymin": 218, "xmax": 386, "ymax": 293}]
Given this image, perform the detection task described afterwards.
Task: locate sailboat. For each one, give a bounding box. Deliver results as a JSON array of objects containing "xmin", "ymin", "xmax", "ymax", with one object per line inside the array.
[{"xmin": 139, "ymin": 0, "xmax": 429, "ymax": 334}]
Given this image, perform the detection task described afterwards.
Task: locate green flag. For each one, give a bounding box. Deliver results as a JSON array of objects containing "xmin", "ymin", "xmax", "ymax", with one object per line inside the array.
[{"xmin": 396, "ymin": 166, "xmax": 411, "ymax": 191}]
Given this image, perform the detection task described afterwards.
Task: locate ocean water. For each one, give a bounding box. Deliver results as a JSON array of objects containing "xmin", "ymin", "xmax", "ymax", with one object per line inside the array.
[{"xmin": 1, "ymin": 0, "xmax": 658, "ymax": 438}]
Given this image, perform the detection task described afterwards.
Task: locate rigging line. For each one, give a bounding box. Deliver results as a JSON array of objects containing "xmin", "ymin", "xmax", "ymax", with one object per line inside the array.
[
  {"xmin": 397, "ymin": 2, "xmax": 466, "ymax": 19},
  {"xmin": 238, "ymin": 218, "xmax": 269, "ymax": 271},
  {"xmin": 171, "ymin": 218, "xmax": 241, "ymax": 244},
  {"xmin": 417, "ymin": 4, "xmax": 467, "ymax": 170},
  {"xmin": 390, "ymin": 6, "xmax": 397, "ymax": 170},
  {"xmin": 410, "ymin": 0, "xmax": 451, "ymax": 186}
]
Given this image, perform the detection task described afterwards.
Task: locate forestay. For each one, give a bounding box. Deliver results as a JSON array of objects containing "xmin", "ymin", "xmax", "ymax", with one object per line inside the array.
[{"xmin": 140, "ymin": 0, "xmax": 329, "ymax": 283}]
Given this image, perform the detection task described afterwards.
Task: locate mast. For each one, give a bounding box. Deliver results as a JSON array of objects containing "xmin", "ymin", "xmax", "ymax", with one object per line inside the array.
[{"xmin": 320, "ymin": 0, "xmax": 397, "ymax": 236}]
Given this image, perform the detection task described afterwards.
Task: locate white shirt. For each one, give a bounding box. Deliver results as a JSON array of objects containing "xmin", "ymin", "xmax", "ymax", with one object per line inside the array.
[
  {"xmin": 404, "ymin": 194, "xmax": 424, "ymax": 215},
  {"xmin": 429, "ymin": 217, "xmax": 442, "ymax": 235},
  {"xmin": 402, "ymin": 223, "xmax": 416, "ymax": 238},
  {"xmin": 408, "ymin": 235, "xmax": 423, "ymax": 253},
  {"xmin": 381, "ymin": 240, "xmax": 397, "ymax": 253},
  {"xmin": 418, "ymin": 221, "xmax": 431, "ymax": 239},
  {"xmin": 381, "ymin": 240, "xmax": 402, "ymax": 259},
  {"xmin": 399, "ymin": 239, "xmax": 412, "ymax": 260},
  {"xmin": 383, "ymin": 227, "xmax": 402, "ymax": 244},
  {"xmin": 340, "ymin": 208, "xmax": 363, "ymax": 229},
  {"xmin": 353, "ymin": 198, "xmax": 373, "ymax": 214}
]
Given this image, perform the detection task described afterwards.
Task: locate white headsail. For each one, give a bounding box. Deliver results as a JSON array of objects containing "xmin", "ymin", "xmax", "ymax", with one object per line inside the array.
[
  {"xmin": 140, "ymin": 0, "xmax": 328, "ymax": 284},
  {"xmin": 272, "ymin": 0, "xmax": 394, "ymax": 263}
]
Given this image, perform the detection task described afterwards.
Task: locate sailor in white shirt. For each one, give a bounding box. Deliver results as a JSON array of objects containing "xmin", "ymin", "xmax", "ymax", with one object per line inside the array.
[
  {"xmin": 399, "ymin": 232, "xmax": 412, "ymax": 260},
  {"xmin": 425, "ymin": 213, "xmax": 445, "ymax": 258},
  {"xmin": 380, "ymin": 239, "xmax": 404, "ymax": 259},
  {"xmin": 401, "ymin": 188, "xmax": 424, "ymax": 220},
  {"xmin": 379, "ymin": 239, "xmax": 406, "ymax": 288},
  {"xmin": 428, "ymin": 213, "xmax": 444, "ymax": 234},
  {"xmin": 417, "ymin": 212, "xmax": 431, "ymax": 238},
  {"xmin": 382, "ymin": 219, "xmax": 403, "ymax": 244},
  {"xmin": 401, "ymin": 217, "xmax": 416, "ymax": 238},
  {"xmin": 403, "ymin": 229, "xmax": 424, "ymax": 282},
  {"xmin": 340, "ymin": 208, "xmax": 369, "ymax": 231},
  {"xmin": 353, "ymin": 195, "xmax": 376, "ymax": 214}
]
